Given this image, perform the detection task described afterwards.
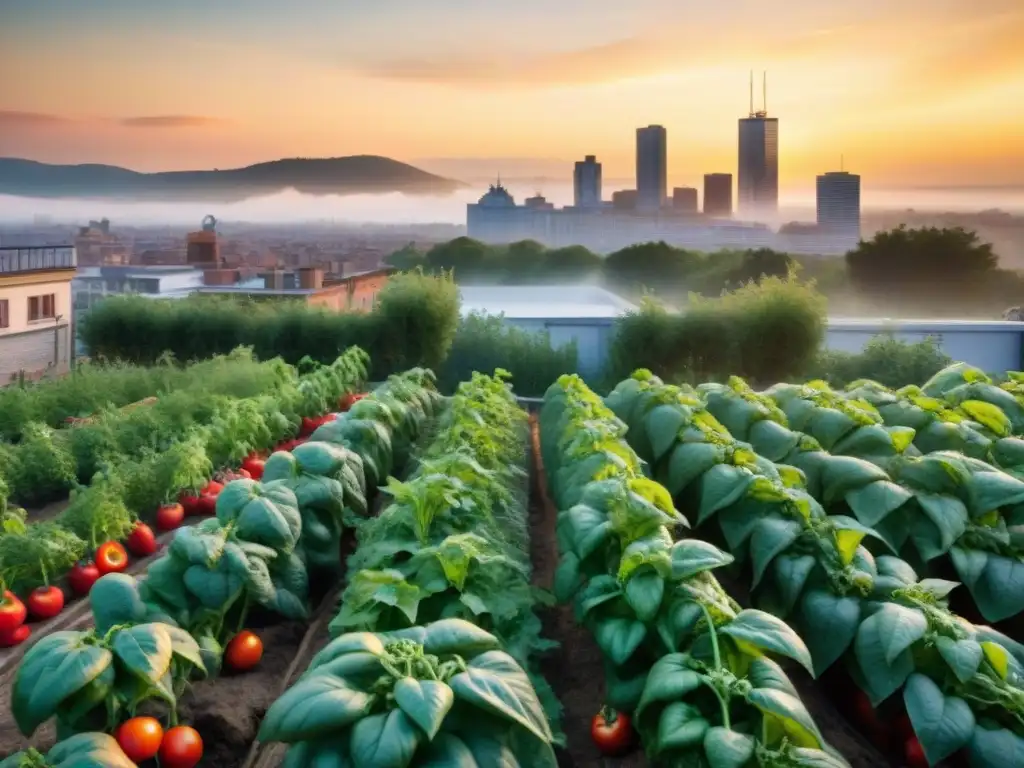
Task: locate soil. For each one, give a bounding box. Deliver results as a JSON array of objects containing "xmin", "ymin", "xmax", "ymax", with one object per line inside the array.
[{"xmin": 21, "ymin": 496, "xmax": 70, "ymax": 524}]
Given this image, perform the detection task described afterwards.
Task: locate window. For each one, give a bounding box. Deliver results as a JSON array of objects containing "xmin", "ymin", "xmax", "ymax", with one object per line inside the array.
[
  {"xmin": 28, "ymin": 293, "xmax": 56, "ymax": 321},
  {"xmin": 0, "ymin": 299, "xmax": 8, "ymax": 329}
]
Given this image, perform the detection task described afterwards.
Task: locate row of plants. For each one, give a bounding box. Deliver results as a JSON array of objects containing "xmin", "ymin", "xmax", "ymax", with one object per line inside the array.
[
  {"xmin": 605, "ymin": 367, "xmax": 1024, "ymax": 766},
  {"xmin": 257, "ymin": 369, "xmax": 563, "ymax": 767},
  {"xmin": 2, "ymin": 366, "xmax": 443, "ymax": 767},
  {"xmin": 539, "ymin": 373, "xmax": 848, "ymax": 767},
  {"xmin": 0, "ymin": 348, "xmax": 370, "ymax": 650}
]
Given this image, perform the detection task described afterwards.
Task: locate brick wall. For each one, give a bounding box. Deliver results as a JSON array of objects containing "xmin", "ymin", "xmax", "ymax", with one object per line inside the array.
[{"xmin": 0, "ymin": 323, "xmax": 71, "ymax": 385}]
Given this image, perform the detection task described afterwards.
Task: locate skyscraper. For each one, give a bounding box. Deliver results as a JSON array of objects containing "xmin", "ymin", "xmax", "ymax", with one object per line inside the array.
[
  {"xmin": 816, "ymin": 170, "xmax": 861, "ymax": 241},
  {"xmin": 672, "ymin": 187, "xmax": 698, "ymax": 213},
  {"xmin": 573, "ymin": 155, "xmax": 602, "ymax": 209},
  {"xmin": 703, "ymin": 173, "xmax": 733, "ymax": 216},
  {"xmin": 738, "ymin": 73, "xmax": 779, "ymax": 218},
  {"xmin": 636, "ymin": 125, "xmax": 667, "ymax": 212}
]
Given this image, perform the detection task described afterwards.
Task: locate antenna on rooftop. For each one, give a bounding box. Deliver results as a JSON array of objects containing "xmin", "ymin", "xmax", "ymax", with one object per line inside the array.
[
  {"xmin": 762, "ymin": 71, "xmax": 767, "ymax": 114},
  {"xmin": 749, "ymin": 70, "xmax": 754, "ymax": 116}
]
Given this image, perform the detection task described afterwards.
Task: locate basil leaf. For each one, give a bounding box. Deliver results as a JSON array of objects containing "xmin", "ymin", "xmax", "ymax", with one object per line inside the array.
[
  {"xmin": 968, "ymin": 725, "xmax": 1024, "ymax": 768},
  {"xmin": 935, "ymin": 637, "xmax": 983, "ymax": 684},
  {"xmin": 593, "ymin": 616, "xmax": 647, "ymax": 666},
  {"xmin": 903, "ymin": 673, "xmax": 975, "ymax": 764},
  {"xmin": 797, "ymin": 590, "xmax": 861, "ymax": 675},
  {"xmin": 719, "ymin": 609, "xmax": 814, "ymax": 676},
  {"xmin": 654, "ymin": 701, "xmax": 709, "ymax": 755},
  {"xmin": 625, "ymin": 568, "xmax": 665, "ymax": 622},
  {"xmin": 669, "ymin": 539, "xmax": 735, "ymax": 581},
  {"xmin": 749, "ymin": 518, "xmax": 802, "ymax": 588},
  {"xmin": 258, "ymin": 675, "xmax": 374, "ymax": 742},
  {"xmin": 349, "ymin": 709, "xmax": 421, "ymax": 768},
  {"xmin": 635, "ymin": 654, "xmax": 703, "ymax": 718},
  {"xmin": 393, "ymin": 678, "xmax": 454, "ymax": 741},
  {"xmin": 704, "ymin": 726, "xmax": 756, "ymax": 768}
]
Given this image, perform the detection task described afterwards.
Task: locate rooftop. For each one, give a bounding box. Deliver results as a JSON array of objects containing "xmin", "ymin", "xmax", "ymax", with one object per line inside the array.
[{"xmin": 458, "ymin": 284, "xmax": 636, "ymax": 320}]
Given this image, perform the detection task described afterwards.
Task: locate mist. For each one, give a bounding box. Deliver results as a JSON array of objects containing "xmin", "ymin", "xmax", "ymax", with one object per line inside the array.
[{"xmin": 1, "ymin": 183, "xmax": 1022, "ymax": 227}]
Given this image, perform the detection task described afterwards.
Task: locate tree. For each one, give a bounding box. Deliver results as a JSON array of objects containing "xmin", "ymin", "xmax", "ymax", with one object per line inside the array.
[
  {"xmin": 542, "ymin": 245, "xmax": 602, "ymax": 280},
  {"xmin": 502, "ymin": 240, "xmax": 548, "ymax": 283},
  {"xmin": 846, "ymin": 225, "xmax": 997, "ymax": 292},
  {"xmin": 604, "ymin": 241, "xmax": 703, "ymax": 290},
  {"xmin": 726, "ymin": 248, "xmax": 793, "ymax": 286},
  {"xmin": 384, "ymin": 243, "xmax": 425, "ymax": 271},
  {"xmin": 423, "ymin": 237, "xmax": 496, "ymax": 278}
]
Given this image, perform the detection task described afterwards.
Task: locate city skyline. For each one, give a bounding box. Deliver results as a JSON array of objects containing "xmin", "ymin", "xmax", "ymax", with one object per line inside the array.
[{"xmin": 1, "ymin": 1, "xmax": 1022, "ymax": 189}]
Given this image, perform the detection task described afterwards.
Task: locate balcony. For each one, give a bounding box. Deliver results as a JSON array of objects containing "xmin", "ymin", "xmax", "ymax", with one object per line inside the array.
[{"xmin": 0, "ymin": 246, "xmax": 77, "ymax": 275}]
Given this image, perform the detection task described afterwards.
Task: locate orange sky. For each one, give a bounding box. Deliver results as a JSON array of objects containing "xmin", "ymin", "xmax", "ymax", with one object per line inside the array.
[{"xmin": 1, "ymin": 0, "xmax": 1022, "ymax": 189}]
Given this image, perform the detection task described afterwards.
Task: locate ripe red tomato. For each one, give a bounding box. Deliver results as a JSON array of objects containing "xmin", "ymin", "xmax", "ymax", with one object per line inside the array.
[
  {"xmin": 116, "ymin": 716, "xmax": 164, "ymax": 762},
  {"xmin": 241, "ymin": 455, "xmax": 265, "ymax": 480},
  {"xmin": 591, "ymin": 707, "xmax": 634, "ymax": 756},
  {"xmin": 0, "ymin": 590, "xmax": 27, "ymax": 632},
  {"xmin": 156, "ymin": 503, "xmax": 186, "ymax": 530},
  {"xmin": 895, "ymin": 712, "xmax": 916, "ymax": 741},
  {"xmin": 96, "ymin": 541, "xmax": 129, "ymax": 575},
  {"xmin": 851, "ymin": 688, "xmax": 881, "ymax": 729},
  {"xmin": 0, "ymin": 623, "xmax": 31, "ymax": 648},
  {"xmin": 68, "ymin": 561, "xmax": 102, "ymax": 596},
  {"xmin": 26, "ymin": 586, "xmax": 64, "ymax": 620},
  {"xmin": 225, "ymin": 629, "xmax": 263, "ymax": 671},
  {"xmin": 179, "ymin": 491, "xmax": 201, "ymax": 515},
  {"xmin": 197, "ymin": 480, "xmax": 224, "ymax": 515},
  {"xmin": 159, "ymin": 725, "xmax": 203, "ymax": 768},
  {"xmin": 126, "ymin": 522, "xmax": 159, "ymax": 557},
  {"xmin": 905, "ymin": 736, "xmax": 928, "ymax": 768}
]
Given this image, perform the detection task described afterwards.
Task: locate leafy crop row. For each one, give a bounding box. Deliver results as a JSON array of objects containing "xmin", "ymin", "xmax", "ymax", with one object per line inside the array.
[
  {"xmin": 539, "ymin": 374, "xmax": 847, "ymax": 767},
  {"xmin": 606, "ymin": 365, "xmax": 1024, "ymax": 766},
  {"xmin": 5, "ymin": 366, "xmax": 441, "ymax": 766},
  {"xmin": 258, "ymin": 370, "xmax": 563, "ymax": 767}
]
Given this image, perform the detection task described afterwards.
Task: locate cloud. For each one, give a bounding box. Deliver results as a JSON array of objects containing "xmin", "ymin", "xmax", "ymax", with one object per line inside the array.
[
  {"xmin": 0, "ymin": 110, "xmax": 70, "ymax": 126},
  {"xmin": 118, "ymin": 115, "xmax": 224, "ymax": 128}
]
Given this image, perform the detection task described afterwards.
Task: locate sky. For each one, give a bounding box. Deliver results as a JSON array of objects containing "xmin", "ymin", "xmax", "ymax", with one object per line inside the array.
[{"xmin": 1, "ymin": 0, "xmax": 1022, "ymax": 192}]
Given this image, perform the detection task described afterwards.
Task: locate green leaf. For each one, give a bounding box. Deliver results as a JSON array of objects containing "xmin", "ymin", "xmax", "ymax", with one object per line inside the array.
[
  {"xmin": 416, "ymin": 733, "xmax": 477, "ymax": 767},
  {"xmin": 417, "ymin": 618, "xmax": 502, "ymax": 657},
  {"xmin": 666, "ymin": 441, "xmax": 726, "ymax": 496},
  {"xmin": 719, "ymin": 609, "xmax": 814, "ymax": 676},
  {"xmin": 258, "ymin": 674, "xmax": 374, "ymax": 742},
  {"xmin": 574, "ymin": 575, "xmax": 622, "ymax": 621},
  {"xmin": 935, "ymin": 637, "xmax": 983, "ymax": 684},
  {"xmin": 647, "ymin": 404, "xmax": 686, "ymax": 463},
  {"xmin": 593, "ymin": 616, "xmax": 647, "ymax": 666},
  {"xmin": 655, "ymin": 701, "xmax": 710, "ymax": 755},
  {"xmin": 393, "ymin": 678, "xmax": 454, "ymax": 741},
  {"xmin": 981, "ymin": 641, "xmax": 1011, "ymax": 680},
  {"xmin": 704, "ymin": 727, "xmax": 756, "ymax": 768},
  {"xmin": 89, "ymin": 573, "xmax": 149, "ymax": 634},
  {"xmin": 771, "ymin": 554, "xmax": 817, "ymax": 616},
  {"xmin": 970, "ymin": 554, "xmax": 1024, "ymax": 623},
  {"xmin": 553, "ymin": 553, "xmax": 581, "ymax": 603},
  {"xmin": 869, "ymin": 603, "xmax": 928, "ymax": 665},
  {"xmin": 281, "ymin": 740, "xmax": 352, "ymax": 768},
  {"xmin": 669, "ymin": 539, "xmax": 735, "ymax": 581},
  {"xmin": 349, "ymin": 709, "xmax": 422, "ymax": 768},
  {"xmin": 968, "ymin": 725, "xmax": 1024, "ymax": 768},
  {"xmin": 112, "ymin": 623, "xmax": 173, "ymax": 684},
  {"xmin": 747, "ymin": 688, "xmax": 825, "ymax": 748},
  {"xmin": 853, "ymin": 608, "xmax": 916, "ymax": 706},
  {"xmin": 625, "ymin": 569, "xmax": 665, "ymax": 623},
  {"xmin": 22, "ymin": 639, "xmax": 113, "ymax": 737},
  {"xmin": 635, "ymin": 654, "xmax": 703, "ymax": 718},
  {"xmin": 797, "ymin": 590, "xmax": 861, "ymax": 675},
  {"xmin": 749, "ymin": 518, "xmax": 802, "ymax": 589},
  {"xmin": 46, "ymin": 732, "xmax": 139, "ymax": 768},
  {"xmin": 903, "ymin": 673, "xmax": 975, "ymax": 764}
]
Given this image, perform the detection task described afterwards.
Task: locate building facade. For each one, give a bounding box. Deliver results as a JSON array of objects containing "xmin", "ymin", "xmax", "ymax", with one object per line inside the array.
[
  {"xmin": 635, "ymin": 125, "xmax": 667, "ymax": 212},
  {"xmin": 816, "ymin": 171, "xmax": 862, "ymax": 245},
  {"xmin": 703, "ymin": 173, "xmax": 733, "ymax": 217},
  {"xmin": 737, "ymin": 115, "xmax": 779, "ymax": 218},
  {"xmin": 0, "ymin": 246, "xmax": 76, "ymax": 384},
  {"xmin": 573, "ymin": 155, "xmax": 602, "ymax": 209},
  {"xmin": 672, "ymin": 187, "xmax": 699, "ymax": 213}
]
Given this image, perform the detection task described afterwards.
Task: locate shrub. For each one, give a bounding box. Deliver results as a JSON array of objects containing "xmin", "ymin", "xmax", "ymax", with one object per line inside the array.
[
  {"xmin": 437, "ymin": 313, "xmax": 578, "ymax": 396},
  {"xmin": 804, "ymin": 334, "xmax": 952, "ymax": 389}
]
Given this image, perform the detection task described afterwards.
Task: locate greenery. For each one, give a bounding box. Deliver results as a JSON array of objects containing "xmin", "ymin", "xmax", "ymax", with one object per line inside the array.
[
  {"xmin": 804, "ymin": 334, "xmax": 953, "ymax": 389},
  {"xmin": 79, "ymin": 271, "xmax": 461, "ymax": 381}
]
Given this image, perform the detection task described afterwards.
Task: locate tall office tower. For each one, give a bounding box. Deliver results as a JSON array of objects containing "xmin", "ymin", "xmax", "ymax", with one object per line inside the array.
[
  {"xmin": 737, "ymin": 72, "xmax": 779, "ymax": 218},
  {"xmin": 672, "ymin": 187, "xmax": 699, "ymax": 213},
  {"xmin": 816, "ymin": 170, "xmax": 861, "ymax": 240},
  {"xmin": 573, "ymin": 155, "xmax": 602, "ymax": 208},
  {"xmin": 703, "ymin": 173, "xmax": 733, "ymax": 216},
  {"xmin": 636, "ymin": 125, "xmax": 667, "ymax": 213}
]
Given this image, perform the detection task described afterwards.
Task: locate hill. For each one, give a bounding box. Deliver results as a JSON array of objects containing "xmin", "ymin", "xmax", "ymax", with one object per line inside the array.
[{"xmin": 0, "ymin": 156, "xmax": 464, "ymax": 201}]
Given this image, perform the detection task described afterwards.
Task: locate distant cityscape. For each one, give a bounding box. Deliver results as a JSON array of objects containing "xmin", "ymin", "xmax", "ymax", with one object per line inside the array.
[{"xmin": 468, "ymin": 74, "xmax": 862, "ymax": 256}]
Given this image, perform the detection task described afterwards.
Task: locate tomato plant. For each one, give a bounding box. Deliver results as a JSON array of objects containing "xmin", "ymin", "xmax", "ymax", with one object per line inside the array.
[
  {"xmin": 0, "ymin": 589, "xmax": 26, "ymax": 632},
  {"xmin": 95, "ymin": 541, "xmax": 129, "ymax": 574},
  {"xmin": 67, "ymin": 561, "xmax": 101, "ymax": 596},
  {"xmin": 159, "ymin": 725, "xmax": 204, "ymax": 768},
  {"xmin": 591, "ymin": 707, "xmax": 634, "ymax": 756},
  {"xmin": 156, "ymin": 502, "xmax": 186, "ymax": 531},
  {"xmin": 0, "ymin": 623, "xmax": 31, "ymax": 647},
  {"xmin": 26, "ymin": 585, "xmax": 64, "ymax": 620},
  {"xmin": 126, "ymin": 522, "xmax": 158, "ymax": 556},
  {"xmin": 115, "ymin": 716, "xmax": 164, "ymax": 762},
  {"xmin": 225, "ymin": 629, "xmax": 263, "ymax": 671}
]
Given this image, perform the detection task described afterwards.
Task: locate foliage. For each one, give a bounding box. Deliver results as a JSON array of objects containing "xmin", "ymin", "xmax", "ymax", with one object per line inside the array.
[
  {"xmin": 539, "ymin": 374, "xmax": 844, "ymax": 766},
  {"xmin": 0, "ymin": 733, "xmax": 138, "ymax": 768},
  {"xmin": 725, "ymin": 247, "xmax": 795, "ymax": 287},
  {"xmin": 0, "ymin": 522, "xmax": 87, "ymax": 593},
  {"xmin": 1, "ymin": 422, "xmax": 77, "ymax": 507},
  {"xmin": 437, "ymin": 313, "xmax": 578, "ymax": 397},
  {"xmin": 805, "ymin": 334, "xmax": 952, "ymax": 389}
]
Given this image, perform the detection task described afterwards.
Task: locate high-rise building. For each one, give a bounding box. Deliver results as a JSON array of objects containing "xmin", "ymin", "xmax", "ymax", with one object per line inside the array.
[
  {"xmin": 703, "ymin": 173, "xmax": 733, "ymax": 216},
  {"xmin": 738, "ymin": 73, "xmax": 779, "ymax": 218},
  {"xmin": 636, "ymin": 125, "xmax": 667, "ymax": 212},
  {"xmin": 816, "ymin": 170, "xmax": 861, "ymax": 240},
  {"xmin": 573, "ymin": 155, "xmax": 602, "ymax": 209},
  {"xmin": 186, "ymin": 215, "xmax": 220, "ymax": 267}
]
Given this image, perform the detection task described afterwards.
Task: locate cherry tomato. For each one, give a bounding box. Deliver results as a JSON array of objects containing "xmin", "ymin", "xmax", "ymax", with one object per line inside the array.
[
  {"xmin": 225, "ymin": 629, "xmax": 264, "ymax": 671},
  {"xmin": 0, "ymin": 590, "xmax": 27, "ymax": 633},
  {"xmin": 68, "ymin": 561, "xmax": 102, "ymax": 596},
  {"xmin": 26, "ymin": 586, "xmax": 64, "ymax": 620},
  {"xmin": 157, "ymin": 503, "xmax": 186, "ymax": 531},
  {"xmin": 159, "ymin": 725, "xmax": 204, "ymax": 768},
  {"xmin": 241, "ymin": 455, "xmax": 265, "ymax": 480},
  {"xmin": 591, "ymin": 707, "xmax": 634, "ymax": 757},
  {"xmin": 179, "ymin": 491, "xmax": 201, "ymax": 516},
  {"xmin": 0, "ymin": 623, "xmax": 31, "ymax": 648},
  {"xmin": 95, "ymin": 541, "xmax": 129, "ymax": 575},
  {"xmin": 905, "ymin": 735, "xmax": 929, "ymax": 768},
  {"xmin": 116, "ymin": 716, "xmax": 164, "ymax": 762},
  {"xmin": 126, "ymin": 522, "xmax": 159, "ymax": 556},
  {"xmin": 197, "ymin": 480, "xmax": 224, "ymax": 515}
]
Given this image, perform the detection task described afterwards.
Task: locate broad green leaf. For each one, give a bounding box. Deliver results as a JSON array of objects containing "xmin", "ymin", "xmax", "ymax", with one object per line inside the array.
[
  {"xmin": 797, "ymin": 591, "xmax": 861, "ymax": 675},
  {"xmin": 666, "ymin": 441, "xmax": 725, "ymax": 497},
  {"xmin": 635, "ymin": 654, "xmax": 703, "ymax": 718},
  {"xmin": 843, "ymin": 481, "xmax": 912, "ymax": 527},
  {"xmin": 704, "ymin": 727, "xmax": 755, "ymax": 768},
  {"xmin": 418, "ymin": 618, "xmax": 502, "ymax": 657},
  {"xmin": 971, "ymin": 554, "xmax": 1024, "ymax": 623},
  {"xmin": 829, "ymin": 514, "xmax": 890, "ymax": 564},
  {"xmin": 935, "ymin": 637, "xmax": 983, "ymax": 683},
  {"xmin": 112, "ymin": 623, "xmax": 173, "ymax": 684},
  {"xmin": 574, "ymin": 575, "xmax": 622, "ymax": 621},
  {"xmin": 45, "ymin": 732, "xmax": 138, "ymax": 768},
  {"xmin": 393, "ymin": 678, "xmax": 454, "ymax": 741},
  {"xmin": 308, "ymin": 633, "xmax": 386, "ymax": 673},
  {"xmin": 749, "ymin": 518, "xmax": 802, "ymax": 589},
  {"xmin": 646, "ymin": 404, "xmax": 687, "ymax": 463},
  {"xmin": 852, "ymin": 609, "xmax": 916, "ymax": 705},
  {"xmin": 981, "ymin": 641, "xmax": 1011, "ymax": 680},
  {"xmin": 258, "ymin": 675, "xmax": 374, "ymax": 742},
  {"xmin": 916, "ymin": 493, "xmax": 969, "ymax": 555},
  {"xmin": 553, "ymin": 553, "xmax": 582, "ymax": 603},
  {"xmin": 89, "ymin": 573, "xmax": 149, "ymax": 634},
  {"xmin": 747, "ymin": 688, "xmax": 824, "ymax": 748},
  {"xmin": 23, "ymin": 640, "xmax": 113, "ymax": 736},
  {"xmin": 669, "ymin": 539, "xmax": 735, "ymax": 581},
  {"xmin": 903, "ymin": 673, "xmax": 975, "ymax": 764},
  {"xmin": 719, "ymin": 609, "xmax": 814, "ymax": 675},
  {"xmin": 746, "ymin": 657, "xmax": 799, "ymax": 697},
  {"xmin": 625, "ymin": 569, "xmax": 665, "ymax": 622},
  {"xmin": 968, "ymin": 725, "xmax": 1024, "ymax": 768},
  {"xmin": 655, "ymin": 701, "xmax": 709, "ymax": 755},
  {"xmin": 416, "ymin": 733, "xmax": 477, "ymax": 767},
  {"xmin": 698, "ymin": 464, "xmax": 755, "ymax": 524},
  {"xmin": 593, "ymin": 617, "xmax": 647, "ymax": 666},
  {"xmin": 917, "ymin": 578, "xmax": 960, "ymax": 599},
  {"xmin": 281, "ymin": 740, "xmax": 353, "ymax": 768},
  {"xmin": 349, "ymin": 709, "xmax": 422, "ymax": 768},
  {"xmin": 869, "ymin": 603, "xmax": 928, "ymax": 665},
  {"xmin": 771, "ymin": 554, "xmax": 817, "ymax": 616}
]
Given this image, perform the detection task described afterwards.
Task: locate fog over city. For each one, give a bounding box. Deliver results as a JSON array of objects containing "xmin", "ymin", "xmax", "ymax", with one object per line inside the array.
[{"xmin": 1, "ymin": 184, "xmax": 1022, "ymax": 227}]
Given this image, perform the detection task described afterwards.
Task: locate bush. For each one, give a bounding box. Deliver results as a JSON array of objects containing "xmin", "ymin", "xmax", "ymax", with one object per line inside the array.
[
  {"xmin": 607, "ymin": 276, "xmax": 826, "ymax": 384},
  {"xmin": 437, "ymin": 313, "xmax": 578, "ymax": 397},
  {"xmin": 79, "ymin": 271, "xmax": 460, "ymax": 380},
  {"xmin": 804, "ymin": 334, "xmax": 952, "ymax": 389}
]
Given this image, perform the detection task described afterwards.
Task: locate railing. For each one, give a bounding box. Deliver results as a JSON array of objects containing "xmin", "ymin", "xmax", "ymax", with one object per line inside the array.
[{"xmin": 0, "ymin": 246, "xmax": 76, "ymax": 274}]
